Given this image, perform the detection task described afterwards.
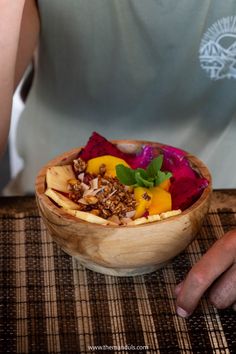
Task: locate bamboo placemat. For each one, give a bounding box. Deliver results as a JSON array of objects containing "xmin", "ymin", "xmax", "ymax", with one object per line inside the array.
[{"xmin": 0, "ymin": 197, "xmax": 236, "ymax": 353}]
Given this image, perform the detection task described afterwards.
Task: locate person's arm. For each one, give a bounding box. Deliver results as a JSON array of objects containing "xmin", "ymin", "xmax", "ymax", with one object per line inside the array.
[
  {"xmin": 175, "ymin": 229, "xmax": 236, "ymax": 317},
  {"xmin": 0, "ymin": 0, "xmax": 40, "ymax": 156}
]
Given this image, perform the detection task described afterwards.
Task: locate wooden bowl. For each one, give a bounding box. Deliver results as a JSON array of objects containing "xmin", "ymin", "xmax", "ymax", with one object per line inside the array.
[{"xmin": 35, "ymin": 140, "xmax": 212, "ymax": 276}]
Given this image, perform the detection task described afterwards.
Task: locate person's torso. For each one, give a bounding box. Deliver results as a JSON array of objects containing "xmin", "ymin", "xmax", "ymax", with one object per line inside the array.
[{"xmin": 12, "ymin": 0, "xmax": 236, "ymax": 194}]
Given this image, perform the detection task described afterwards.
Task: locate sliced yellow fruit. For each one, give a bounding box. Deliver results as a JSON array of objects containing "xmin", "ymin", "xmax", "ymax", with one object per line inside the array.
[
  {"xmin": 45, "ymin": 188, "xmax": 80, "ymax": 210},
  {"xmin": 66, "ymin": 209, "xmax": 116, "ymax": 225},
  {"xmin": 128, "ymin": 210, "xmax": 181, "ymax": 225},
  {"xmin": 134, "ymin": 187, "xmax": 152, "ymax": 219},
  {"xmin": 159, "ymin": 178, "xmax": 171, "ymax": 191},
  {"xmin": 86, "ymin": 155, "xmax": 129, "ymax": 177},
  {"xmin": 46, "ymin": 165, "xmax": 75, "ymax": 193},
  {"xmin": 148, "ymin": 186, "xmax": 172, "ymax": 215},
  {"xmin": 160, "ymin": 209, "xmax": 181, "ymax": 219},
  {"xmin": 130, "ymin": 213, "xmax": 161, "ymax": 225}
]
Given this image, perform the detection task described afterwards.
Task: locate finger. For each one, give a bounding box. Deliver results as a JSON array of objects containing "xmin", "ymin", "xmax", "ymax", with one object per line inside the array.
[
  {"xmin": 176, "ymin": 230, "xmax": 236, "ymax": 317},
  {"xmin": 174, "ymin": 281, "xmax": 184, "ymax": 297},
  {"xmin": 209, "ymin": 262, "xmax": 236, "ymax": 309}
]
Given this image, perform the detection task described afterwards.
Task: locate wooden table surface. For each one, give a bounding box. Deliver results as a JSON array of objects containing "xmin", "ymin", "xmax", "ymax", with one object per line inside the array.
[{"xmin": 0, "ymin": 190, "xmax": 236, "ymax": 354}]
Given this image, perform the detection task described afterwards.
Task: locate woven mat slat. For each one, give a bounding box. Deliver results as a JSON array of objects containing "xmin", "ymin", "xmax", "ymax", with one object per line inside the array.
[{"xmin": 0, "ymin": 200, "xmax": 236, "ymax": 354}]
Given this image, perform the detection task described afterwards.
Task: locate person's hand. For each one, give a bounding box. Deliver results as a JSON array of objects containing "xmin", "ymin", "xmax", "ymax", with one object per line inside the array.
[{"xmin": 175, "ymin": 229, "xmax": 236, "ymax": 318}]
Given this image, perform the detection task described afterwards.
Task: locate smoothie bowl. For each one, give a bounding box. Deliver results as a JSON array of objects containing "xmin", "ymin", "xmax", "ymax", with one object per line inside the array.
[{"xmin": 35, "ymin": 132, "xmax": 212, "ymax": 276}]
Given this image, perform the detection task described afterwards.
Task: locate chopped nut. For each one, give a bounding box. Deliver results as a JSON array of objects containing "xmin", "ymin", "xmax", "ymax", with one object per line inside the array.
[
  {"xmin": 67, "ymin": 176, "xmax": 84, "ymax": 202},
  {"xmin": 104, "ymin": 189, "xmax": 117, "ymax": 201},
  {"xmin": 90, "ymin": 177, "xmax": 99, "ymax": 189},
  {"xmin": 107, "ymin": 215, "xmax": 120, "ymax": 225},
  {"xmin": 66, "ymin": 165, "xmax": 136, "ymax": 220},
  {"xmin": 67, "ymin": 178, "xmax": 79, "ymax": 185},
  {"xmin": 78, "ymin": 172, "xmax": 85, "ymax": 181},
  {"xmin": 83, "ymin": 187, "xmax": 104, "ymax": 197},
  {"xmin": 102, "ymin": 209, "xmax": 112, "ymax": 217},
  {"xmin": 73, "ymin": 158, "xmax": 87, "ymax": 173},
  {"xmin": 90, "ymin": 209, "xmax": 101, "ymax": 216},
  {"xmin": 80, "ymin": 182, "xmax": 90, "ymax": 191},
  {"xmin": 78, "ymin": 198, "xmax": 89, "ymax": 205},
  {"xmin": 125, "ymin": 210, "xmax": 135, "ymax": 218},
  {"xmin": 83, "ymin": 195, "xmax": 98, "ymax": 205}
]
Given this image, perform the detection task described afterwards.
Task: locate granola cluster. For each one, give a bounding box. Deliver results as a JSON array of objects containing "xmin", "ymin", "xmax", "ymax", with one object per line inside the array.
[{"xmin": 67, "ymin": 158, "xmax": 136, "ymax": 225}]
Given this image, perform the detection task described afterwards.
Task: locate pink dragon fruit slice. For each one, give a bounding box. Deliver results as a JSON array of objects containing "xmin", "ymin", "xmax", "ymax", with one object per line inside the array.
[
  {"xmin": 170, "ymin": 176, "xmax": 209, "ymax": 210},
  {"xmin": 162, "ymin": 145, "xmax": 209, "ymax": 210},
  {"xmin": 78, "ymin": 132, "xmax": 154, "ymax": 168},
  {"xmin": 78, "ymin": 132, "xmax": 126, "ymax": 161},
  {"xmin": 128, "ymin": 145, "xmax": 154, "ymax": 169},
  {"xmin": 162, "ymin": 145, "xmax": 190, "ymax": 171}
]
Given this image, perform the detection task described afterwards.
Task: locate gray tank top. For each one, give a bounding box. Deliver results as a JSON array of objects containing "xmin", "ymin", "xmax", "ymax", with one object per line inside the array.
[{"xmin": 7, "ymin": 0, "xmax": 236, "ymax": 194}]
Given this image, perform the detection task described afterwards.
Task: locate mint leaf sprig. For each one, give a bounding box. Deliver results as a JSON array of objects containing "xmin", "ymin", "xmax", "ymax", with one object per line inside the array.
[{"xmin": 116, "ymin": 155, "xmax": 172, "ymax": 188}]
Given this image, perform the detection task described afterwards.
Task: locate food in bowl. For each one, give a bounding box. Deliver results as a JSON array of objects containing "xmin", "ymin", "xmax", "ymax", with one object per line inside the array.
[
  {"xmin": 35, "ymin": 134, "xmax": 212, "ymax": 276},
  {"xmin": 44, "ymin": 132, "xmax": 209, "ymax": 226}
]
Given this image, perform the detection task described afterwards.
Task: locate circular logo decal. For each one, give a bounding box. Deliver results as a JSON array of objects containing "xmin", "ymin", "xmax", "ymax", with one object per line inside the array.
[{"xmin": 199, "ymin": 16, "xmax": 236, "ymax": 80}]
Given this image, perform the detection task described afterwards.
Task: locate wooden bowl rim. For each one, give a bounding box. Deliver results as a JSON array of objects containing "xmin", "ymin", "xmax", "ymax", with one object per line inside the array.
[{"xmin": 35, "ymin": 139, "xmax": 212, "ymax": 228}]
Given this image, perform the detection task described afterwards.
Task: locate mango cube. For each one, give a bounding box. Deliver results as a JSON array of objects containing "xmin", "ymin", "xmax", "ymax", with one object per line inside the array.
[
  {"xmin": 134, "ymin": 187, "xmax": 152, "ymax": 219},
  {"xmin": 86, "ymin": 155, "xmax": 130, "ymax": 177},
  {"xmin": 148, "ymin": 186, "xmax": 172, "ymax": 215}
]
